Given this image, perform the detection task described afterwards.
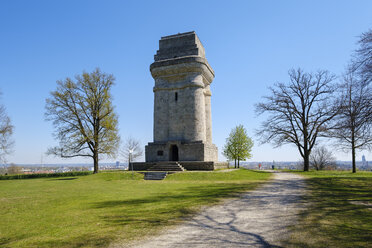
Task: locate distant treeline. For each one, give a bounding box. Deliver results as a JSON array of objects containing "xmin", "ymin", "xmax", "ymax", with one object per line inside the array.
[{"xmin": 0, "ymin": 171, "xmax": 92, "ymax": 180}]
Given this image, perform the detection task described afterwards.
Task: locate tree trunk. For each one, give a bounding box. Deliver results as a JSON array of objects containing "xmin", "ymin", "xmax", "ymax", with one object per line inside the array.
[
  {"xmin": 352, "ymin": 147, "xmax": 356, "ymax": 173},
  {"xmin": 234, "ymin": 159, "xmax": 236, "ymax": 168},
  {"xmin": 93, "ymin": 151, "xmax": 99, "ymax": 174},
  {"xmin": 238, "ymin": 158, "xmax": 240, "ymax": 168},
  {"xmin": 304, "ymin": 150, "xmax": 310, "ymax": 172},
  {"xmin": 302, "ymin": 123, "xmax": 310, "ymax": 171},
  {"xmin": 303, "ymin": 131, "xmax": 309, "ymax": 171},
  {"xmin": 351, "ymin": 135, "xmax": 356, "ymax": 173},
  {"xmin": 93, "ymin": 117, "xmax": 100, "ymax": 174}
]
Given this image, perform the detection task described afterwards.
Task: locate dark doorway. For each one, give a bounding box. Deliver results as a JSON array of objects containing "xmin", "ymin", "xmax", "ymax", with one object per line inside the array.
[{"xmin": 170, "ymin": 145, "xmax": 179, "ymax": 161}]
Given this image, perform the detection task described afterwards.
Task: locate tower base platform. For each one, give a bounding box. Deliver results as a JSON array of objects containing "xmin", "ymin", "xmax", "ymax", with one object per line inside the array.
[
  {"xmin": 145, "ymin": 141, "xmax": 218, "ymax": 162},
  {"xmin": 129, "ymin": 161, "xmax": 229, "ymax": 171}
]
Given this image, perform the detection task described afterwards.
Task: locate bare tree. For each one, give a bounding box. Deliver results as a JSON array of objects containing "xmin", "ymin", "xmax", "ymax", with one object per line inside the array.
[
  {"xmin": 352, "ymin": 29, "xmax": 372, "ymax": 84},
  {"xmin": 120, "ymin": 137, "xmax": 143, "ymax": 167},
  {"xmin": 310, "ymin": 145, "xmax": 336, "ymax": 171},
  {"xmin": 45, "ymin": 68, "xmax": 120, "ymax": 173},
  {"xmin": 6, "ymin": 163, "xmax": 22, "ymax": 175},
  {"xmin": 327, "ymin": 71, "xmax": 372, "ymax": 173},
  {"xmin": 0, "ymin": 91, "xmax": 14, "ymax": 163},
  {"xmin": 256, "ymin": 68, "xmax": 338, "ymax": 171}
]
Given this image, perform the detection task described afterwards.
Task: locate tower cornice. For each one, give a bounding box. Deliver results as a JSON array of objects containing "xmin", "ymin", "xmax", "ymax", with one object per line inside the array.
[{"xmin": 150, "ymin": 56, "xmax": 215, "ymax": 85}]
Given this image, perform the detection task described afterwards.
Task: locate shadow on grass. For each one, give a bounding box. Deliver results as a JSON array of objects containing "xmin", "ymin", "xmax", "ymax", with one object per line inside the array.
[
  {"xmin": 35, "ymin": 234, "xmax": 114, "ymax": 248},
  {"xmin": 92, "ymin": 177, "xmax": 308, "ymax": 247},
  {"xmin": 54, "ymin": 177, "xmax": 78, "ymax": 181},
  {"xmin": 91, "ymin": 183, "xmax": 261, "ymax": 230},
  {"xmin": 284, "ymin": 176, "xmax": 372, "ymax": 248},
  {"xmin": 92, "ymin": 183, "xmax": 255, "ymax": 210},
  {"xmin": 0, "ymin": 235, "xmax": 28, "ymax": 247},
  {"xmin": 248, "ymin": 170, "xmax": 273, "ymax": 174},
  {"xmin": 88, "ymin": 183, "xmax": 263, "ymax": 246}
]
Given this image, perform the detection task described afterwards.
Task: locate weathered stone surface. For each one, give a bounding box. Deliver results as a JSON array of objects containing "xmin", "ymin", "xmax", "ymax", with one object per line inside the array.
[
  {"xmin": 154, "ymin": 31, "xmax": 206, "ymax": 61},
  {"xmin": 145, "ymin": 31, "xmax": 218, "ymax": 163},
  {"xmin": 130, "ymin": 161, "xmax": 228, "ymax": 171}
]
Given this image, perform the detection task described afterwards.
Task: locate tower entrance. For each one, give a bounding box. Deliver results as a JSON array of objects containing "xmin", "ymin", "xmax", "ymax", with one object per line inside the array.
[{"xmin": 170, "ymin": 145, "xmax": 179, "ymax": 161}]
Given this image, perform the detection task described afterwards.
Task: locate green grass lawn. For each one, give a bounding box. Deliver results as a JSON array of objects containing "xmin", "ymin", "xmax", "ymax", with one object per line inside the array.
[
  {"xmin": 284, "ymin": 170, "xmax": 372, "ymax": 248},
  {"xmin": 0, "ymin": 169, "xmax": 271, "ymax": 248}
]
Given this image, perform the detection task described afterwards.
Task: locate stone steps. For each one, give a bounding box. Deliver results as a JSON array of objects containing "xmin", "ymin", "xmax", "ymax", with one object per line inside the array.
[
  {"xmin": 149, "ymin": 167, "xmax": 183, "ymax": 171},
  {"xmin": 144, "ymin": 172, "xmax": 167, "ymax": 180},
  {"xmin": 147, "ymin": 162, "xmax": 185, "ymax": 172}
]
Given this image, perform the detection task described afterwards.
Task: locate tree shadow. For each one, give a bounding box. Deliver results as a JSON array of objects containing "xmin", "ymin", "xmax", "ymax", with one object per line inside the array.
[
  {"xmin": 283, "ymin": 176, "xmax": 372, "ymax": 247},
  {"xmin": 178, "ymin": 207, "xmax": 284, "ymax": 248},
  {"xmin": 92, "ymin": 184, "xmax": 256, "ymax": 209},
  {"xmin": 0, "ymin": 234, "xmax": 28, "ymax": 247},
  {"xmin": 36, "ymin": 233, "xmax": 114, "ymax": 248},
  {"xmin": 53, "ymin": 177, "xmax": 78, "ymax": 181},
  {"xmin": 93, "ymin": 176, "xmax": 310, "ymax": 247}
]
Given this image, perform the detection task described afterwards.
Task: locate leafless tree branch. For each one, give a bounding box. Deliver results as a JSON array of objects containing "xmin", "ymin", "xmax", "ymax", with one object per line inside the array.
[{"xmin": 255, "ymin": 68, "xmax": 338, "ymax": 171}]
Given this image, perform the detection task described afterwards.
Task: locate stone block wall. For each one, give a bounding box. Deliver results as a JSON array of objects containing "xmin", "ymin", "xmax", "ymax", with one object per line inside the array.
[
  {"xmin": 129, "ymin": 162, "xmax": 155, "ymax": 171},
  {"xmin": 145, "ymin": 141, "xmax": 218, "ymax": 162},
  {"xmin": 130, "ymin": 161, "xmax": 229, "ymax": 171},
  {"xmin": 153, "ymin": 74, "xmax": 207, "ymax": 143},
  {"xmin": 146, "ymin": 31, "xmax": 219, "ymax": 164},
  {"xmin": 154, "ymin": 31, "xmax": 205, "ymax": 61}
]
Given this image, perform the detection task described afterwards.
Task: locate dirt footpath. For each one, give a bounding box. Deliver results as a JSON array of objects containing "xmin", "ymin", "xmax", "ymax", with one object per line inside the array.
[{"xmin": 114, "ymin": 172, "xmax": 307, "ymax": 248}]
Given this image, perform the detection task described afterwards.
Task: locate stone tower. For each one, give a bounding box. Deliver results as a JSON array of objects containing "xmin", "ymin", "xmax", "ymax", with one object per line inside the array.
[{"xmin": 145, "ymin": 31, "xmax": 218, "ymax": 163}]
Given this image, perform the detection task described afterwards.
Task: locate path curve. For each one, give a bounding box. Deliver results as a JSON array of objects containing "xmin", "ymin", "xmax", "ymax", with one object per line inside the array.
[{"xmin": 113, "ymin": 172, "xmax": 307, "ymax": 248}]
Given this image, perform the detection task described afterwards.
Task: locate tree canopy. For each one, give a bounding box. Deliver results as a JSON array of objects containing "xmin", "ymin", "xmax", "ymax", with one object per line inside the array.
[
  {"xmin": 255, "ymin": 68, "xmax": 338, "ymax": 171},
  {"xmin": 310, "ymin": 145, "xmax": 336, "ymax": 171},
  {"xmin": 325, "ymin": 29, "xmax": 372, "ymax": 173},
  {"xmin": 120, "ymin": 137, "xmax": 143, "ymax": 164},
  {"xmin": 327, "ymin": 70, "xmax": 372, "ymax": 173},
  {"xmin": 352, "ymin": 29, "xmax": 372, "ymax": 84},
  {"xmin": 223, "ymin": 125, "xmax": 253, "ymax": 168},
  {"xmin": 0, "ymin": 91, "xmax": 14, "ymax": 163},
  {"xmin": 45, "ymin": 68, "xmax": 120, "ymax": 173}
]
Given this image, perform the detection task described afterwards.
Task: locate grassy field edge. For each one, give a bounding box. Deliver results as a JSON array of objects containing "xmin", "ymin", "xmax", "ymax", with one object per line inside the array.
[{"xmin": 283, "ymin": 171, "xmax": 372, "ymax": 248}]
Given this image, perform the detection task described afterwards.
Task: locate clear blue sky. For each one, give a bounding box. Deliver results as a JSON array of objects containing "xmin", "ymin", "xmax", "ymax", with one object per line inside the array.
[{"xmin": 1, "ymin": 0, "xmax": 371, "ymax": 164}]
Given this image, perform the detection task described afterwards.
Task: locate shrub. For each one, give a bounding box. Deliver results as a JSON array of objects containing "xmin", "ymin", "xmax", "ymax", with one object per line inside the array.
[{"xmin": 0, "ymin": 171, "xmax": 92, "ymax": 180}]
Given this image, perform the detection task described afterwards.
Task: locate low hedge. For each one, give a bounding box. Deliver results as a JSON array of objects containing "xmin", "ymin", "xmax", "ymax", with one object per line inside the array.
[{"xmin": 0, "ymin": 171, "xmax": 92, "ymax": 180}]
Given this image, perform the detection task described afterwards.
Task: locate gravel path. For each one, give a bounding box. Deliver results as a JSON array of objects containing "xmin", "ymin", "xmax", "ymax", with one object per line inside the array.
[{"xmin": 113, "ymin": 172, "xmax": 307, "ymax": 248}]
